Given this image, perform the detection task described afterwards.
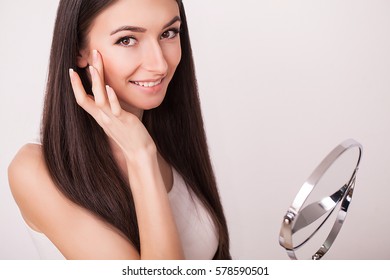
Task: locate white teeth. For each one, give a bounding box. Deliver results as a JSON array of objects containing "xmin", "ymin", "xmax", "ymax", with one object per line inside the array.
[{"xmin": 133, "ymin": 80, "xmax": 162, "ymax": 87}]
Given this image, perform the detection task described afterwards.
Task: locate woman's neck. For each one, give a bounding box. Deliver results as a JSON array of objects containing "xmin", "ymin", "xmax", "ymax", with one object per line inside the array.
[{"xmin": 120, "ymin": 102, "xmax": 144, "ymax": 121}]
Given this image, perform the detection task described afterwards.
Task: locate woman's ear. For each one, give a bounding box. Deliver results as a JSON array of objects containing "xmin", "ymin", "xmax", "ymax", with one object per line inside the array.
[{"xmin": 77, "ymin": 50, "xmax": 89, "ymax": 68}]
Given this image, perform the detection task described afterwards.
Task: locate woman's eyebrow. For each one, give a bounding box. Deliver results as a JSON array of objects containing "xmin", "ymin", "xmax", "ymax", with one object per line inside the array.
[
  {"xmin": 162, "ymin": 15, "xmax": 181, "ymax": 29},
  {"xmin": 110, "ymin": 16, "xmax": 181, "ymax": 36}
]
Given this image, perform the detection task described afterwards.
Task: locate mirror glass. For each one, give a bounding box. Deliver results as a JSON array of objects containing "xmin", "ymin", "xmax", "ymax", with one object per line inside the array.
[{"xmin": 279, "ymin": 139, "xmax": 362, "ymax": 260}]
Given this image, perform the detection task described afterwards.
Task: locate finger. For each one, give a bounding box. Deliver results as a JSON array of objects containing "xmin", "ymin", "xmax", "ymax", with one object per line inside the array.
[
  {"xmin": 91, "ymin": 49, "xmax": 105, "ymax": 82},
  {"xmin": 106, "ymin": 85, "xmax": 122, "ymax": 117},
  {"xmin": 69, "ymin": 69, "xmax": 99, "ymax": 117},
  {"xmin": 90, "ymin": 50, "xmax": 111, "ymax": 115},
  {"xmin": 89, "ymin": 65, "xmax": 111, "ymax": 116}
]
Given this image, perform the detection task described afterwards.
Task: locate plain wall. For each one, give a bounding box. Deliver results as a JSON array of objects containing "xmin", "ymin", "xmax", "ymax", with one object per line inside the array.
[{"xmin": 1, "ymin": 0, "xmax": 389, "ymax": 259}]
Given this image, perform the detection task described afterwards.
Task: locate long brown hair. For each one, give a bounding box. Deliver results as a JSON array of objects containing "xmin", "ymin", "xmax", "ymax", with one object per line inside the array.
[{"xmin": 42, "ymin": 0, "xmax": 231, "ymax": 259}]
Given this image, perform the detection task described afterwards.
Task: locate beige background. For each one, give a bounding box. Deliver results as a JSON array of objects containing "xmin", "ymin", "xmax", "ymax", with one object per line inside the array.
[{"xmin": 1, "ymin": 0, "xmax": 389, "ymax": 259}]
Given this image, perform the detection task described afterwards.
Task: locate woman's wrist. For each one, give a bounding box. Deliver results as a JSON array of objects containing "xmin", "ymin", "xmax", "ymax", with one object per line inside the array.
[
  {"xmin": 124, "ymin": 144, "xmax": 158, "ymax": 172},
  {"xmin": 123, "ymin": 141, "xmax": 157, "ymax": 162}
]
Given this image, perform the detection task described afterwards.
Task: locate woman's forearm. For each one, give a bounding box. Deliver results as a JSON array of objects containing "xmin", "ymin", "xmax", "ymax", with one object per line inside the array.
[{"xmin": 126, "ymin": 148, "xmax": 184, "ymax": 259}]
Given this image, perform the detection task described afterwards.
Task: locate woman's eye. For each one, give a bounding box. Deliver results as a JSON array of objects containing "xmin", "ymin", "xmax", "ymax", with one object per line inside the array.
[
  {"xmin": 116, "ymin": 36, "xmax": 137, "ymax": 47},
  {"xmin": 161, "ymin": 29, "xmax": 180, "ymax": 40}
]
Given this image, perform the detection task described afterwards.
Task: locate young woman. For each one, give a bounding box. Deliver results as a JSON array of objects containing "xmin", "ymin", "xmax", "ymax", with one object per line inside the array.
[{"xmin": 8, "ymin": 0, "xmax": 231, "ymax": 260}]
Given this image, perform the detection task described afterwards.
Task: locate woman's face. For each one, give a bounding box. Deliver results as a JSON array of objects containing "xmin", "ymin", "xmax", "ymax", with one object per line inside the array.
[{"xmin": 79, "ymin": 0, "xmax": 181, "ymax": 117}]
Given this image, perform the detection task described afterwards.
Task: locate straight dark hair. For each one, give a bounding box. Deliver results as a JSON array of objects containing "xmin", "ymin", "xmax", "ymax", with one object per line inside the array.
[{"xmin": 42, "ymin": 0, "xmax": 231, "ymax": 259}]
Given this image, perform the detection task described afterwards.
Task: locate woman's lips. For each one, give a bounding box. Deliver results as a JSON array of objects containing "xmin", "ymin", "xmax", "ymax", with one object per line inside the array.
[{"xmin": 130, "ymin": 78, "xmax": 163, "ymax": 88}]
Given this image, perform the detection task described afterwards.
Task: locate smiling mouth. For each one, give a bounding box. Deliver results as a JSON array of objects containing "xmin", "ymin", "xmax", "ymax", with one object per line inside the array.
[{"xmin": 130, "ymin": 79, "xmax": 163, "ymax": 88}]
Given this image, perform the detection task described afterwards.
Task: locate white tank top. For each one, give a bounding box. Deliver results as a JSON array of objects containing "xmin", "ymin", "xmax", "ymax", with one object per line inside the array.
[{"xmin": 26, "ymin": 167, "xmax": 219, "ymax": 260}]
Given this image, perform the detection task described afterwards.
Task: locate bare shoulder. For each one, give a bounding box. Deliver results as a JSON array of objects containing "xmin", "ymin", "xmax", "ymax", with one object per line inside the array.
[
  {"xmin": 8, "ymin": 143, "xmax": 48, "ymax": 184},
  {"xmin": 8, "ymin": 143, "xmax": 45, "ymax": 175},
  {"xmin": 8, "ymin": 143, "xmax": 61, "ymax": 230},
  {"xmin": 8, "ymin": 143, "xmax": 138, "ymax": 259},
  {"xmin": 8, "ymin": 143, "xmax": 50, "ymax": 202}
]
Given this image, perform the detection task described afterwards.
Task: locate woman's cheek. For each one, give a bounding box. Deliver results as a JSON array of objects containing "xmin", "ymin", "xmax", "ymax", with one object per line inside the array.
[
  {"xmin": 160, "ymin": 41, "xmax": 181, "ymax": 68},
  {"xmin": 167, "ymin": 44, "xmax": 182, "ymax": 69},
  {"xmin": 102, "ymin": 51, "xmax": 140, "ymax": 85},
  {"xmin": 173, "ymin": 46, "xmax": 182, "ymax": 67}
]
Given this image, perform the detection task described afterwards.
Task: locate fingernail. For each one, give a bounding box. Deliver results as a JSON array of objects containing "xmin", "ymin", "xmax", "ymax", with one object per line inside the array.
[
  {"xmin": 106, "ymin": 85, "xmax": 114, "ymax": 97},
  {"xmin": 69, "ymin": 68, "xmax": 74, "ymax": 77},
  {"xmin": 92, "ymin": 50, "xmax": 98, "ymax": 63},
  {"xmin": 89, "ymin": 65, "xmax": 95, "ymax": 78},
  {"xmin": 106, "ymin": 85, "xmax": 111, "ymax": 94}
]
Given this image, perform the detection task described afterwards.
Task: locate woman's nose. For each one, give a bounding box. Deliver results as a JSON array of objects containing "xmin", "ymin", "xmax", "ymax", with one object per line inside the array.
[{"xmin": 141, "ymin": 41, "xmax": 168, "ymax": 75}]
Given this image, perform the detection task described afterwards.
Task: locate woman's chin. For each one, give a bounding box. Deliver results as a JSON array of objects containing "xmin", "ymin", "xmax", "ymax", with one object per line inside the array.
[{"xmin": 120, "ymin": 98, "xmax": 165, "ymax": 115}]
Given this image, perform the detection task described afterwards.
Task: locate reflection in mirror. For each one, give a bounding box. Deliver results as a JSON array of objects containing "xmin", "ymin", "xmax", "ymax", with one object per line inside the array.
[{"xmin": 279, "ymin": 139, "xmax": 362, "ymax": 260}]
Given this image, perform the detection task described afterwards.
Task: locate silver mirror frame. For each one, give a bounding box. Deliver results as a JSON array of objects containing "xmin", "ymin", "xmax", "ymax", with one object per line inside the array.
[{"xmin": 279, "ymin": 139, "xmax": 363, "ymax": 260}]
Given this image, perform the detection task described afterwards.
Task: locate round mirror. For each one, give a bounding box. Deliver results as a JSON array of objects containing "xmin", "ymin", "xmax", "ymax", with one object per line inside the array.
[{"xmin": 279, "ymin": 139, "xmax": 363, "ymax": 260}]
